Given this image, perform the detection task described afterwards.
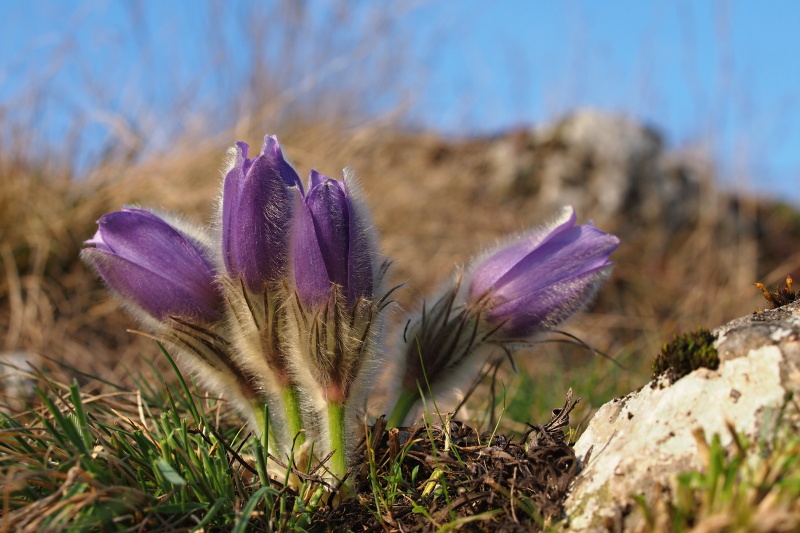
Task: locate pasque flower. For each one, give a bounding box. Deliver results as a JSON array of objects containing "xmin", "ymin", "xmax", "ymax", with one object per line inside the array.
[
  {"xmin": 82, "ymin": 207, "xmax": 222, "ymax": 323},
  {"xmin": 288, "ymin": 169, "xmax": 384, "ymax": 484},
  {"xmin": 81, "ymin": 207, "xmax": 262, "ymax": 430},
  {"xmin": 469, "ymin": 205, "xmax": 619, "ymax": 337},
  {"xmin": 389, "ymin": 206, "xmax": 619, "ymax": 426},
  {"xmin": 218, "ymin": 136, "xmax": 309, "ymax": 460},
  {"xmin": 290, "ymin": 170, "xmax": 380, "ymax": 404},
  {"xmin": 222, "ymin": 135, "xmax": 303, "ymax": 290}
]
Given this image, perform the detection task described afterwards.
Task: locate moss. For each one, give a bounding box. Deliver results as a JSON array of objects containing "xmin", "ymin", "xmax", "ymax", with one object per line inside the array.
[{"xmin": 651, "ymin": 328, "xmax": 719, "ymax": 383}]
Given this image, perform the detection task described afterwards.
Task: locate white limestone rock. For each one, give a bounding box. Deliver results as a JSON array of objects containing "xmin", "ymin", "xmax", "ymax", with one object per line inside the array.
[{"xmin": 563, "ymin": 302, "xmax": 800, "ymax": 531}]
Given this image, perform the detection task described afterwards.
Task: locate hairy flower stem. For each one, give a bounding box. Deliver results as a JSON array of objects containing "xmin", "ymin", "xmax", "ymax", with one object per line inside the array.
[
  {"xmin": 327, "ymin": 401, "xmax": 347, "ymax": 484},
  {"xmin": 387, "ymin": 388, "xmax": 419, "ymax": 428},
  {"xmin": 283, "ymin": 385, "xmax": 305, "ymax": 447}
]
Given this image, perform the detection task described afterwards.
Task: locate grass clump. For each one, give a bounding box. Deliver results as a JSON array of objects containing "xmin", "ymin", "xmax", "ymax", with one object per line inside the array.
[
  {"xmin": 0, "ymin": 352, "xmax": 585, "ymax": 532},
  {"xmin": 651, "ymin": 328, "xmax": 719, "ymax": 384},
  {"xmin": 634, "ymin": 417, "xmax": 800, "ymax": 532},
  {"xmin": 0, "ymin": 356, "xmax": 328, "ymax": 532}
]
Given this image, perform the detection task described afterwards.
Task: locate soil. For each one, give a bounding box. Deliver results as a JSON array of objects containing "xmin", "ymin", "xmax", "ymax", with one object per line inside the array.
[{"xmin": 320, "ymin": 392, "xmax": 581, "ymax": 532}]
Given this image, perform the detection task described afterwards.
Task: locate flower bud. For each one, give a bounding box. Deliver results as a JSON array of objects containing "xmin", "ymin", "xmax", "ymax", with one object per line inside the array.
[
  {"xmin": 222, "ymin": 135, "xmax": 302, "ymax": 291},
  {"xmin": 82, "ymin": 208, "xmax": 221, "ymax": 323},
  {"xmin": 286, "ymin": 169, "xmax": 384, "ymax": 483},
  {"xmin": 468, "ymin": 206, "xmax": 619, "ymax": 337},
  {"xmin": 292, "ymin": 170, "xmax": 375, "ymax": 307}
]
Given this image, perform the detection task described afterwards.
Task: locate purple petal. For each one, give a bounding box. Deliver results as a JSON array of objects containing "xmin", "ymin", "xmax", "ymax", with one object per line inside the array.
[
  {"xmin": 86, "ymin": 209, "xmax": 221, "ymax": 322},
  {"xmin": 96, "ymin": 211, "xmax": 216, "ymax": 292},
  {"xmin": 291, "ymin": 188, "xmax": 331, "ymax": 306},
  {"xmin": 263, "ymin": 135, "xmax": 303, "ymax": 192},
  {"xmin": 343, "ymin": 177, "xmax": 374, "ymax": 303},
  {"xmin": 470, "ymin": 207, "xmax": 576, "ymax": 298},
  {"xmin": 306, "ymin": 175, "xmax": 350, "ymax": 289},
  {"xmin": 467, "ymin": 206, "xmax": 619, "ymax": 336},
  {"xmin": 309, "ymin": 169, "xmax": 326, "ymax": 190},
  {"xmin": 486, "ymin": 266, "xmax": 612, "ymax": 337},
  {"xmin": 489, "ymin": 225, "xmax": 619, "ymax": 302},
  {"xmin": 85, "ymin": 229, "xmax": 110, "ymax": 252},
  {"xmin": 222, "ymin": 151, "xmax": 246, "ymax": 277},
  {"xmin": 83, "ymin": 248, "xmax": 221, "ymax": 323},
  {"xmin": 231, "ymin": 141, "xmax": 254, "ymax": 177},
  {"xmin": 222, "ymin": 143, "xmax": 294, "ymax": 289}
]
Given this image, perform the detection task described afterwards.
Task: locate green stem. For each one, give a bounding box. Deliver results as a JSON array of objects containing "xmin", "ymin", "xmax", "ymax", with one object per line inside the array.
[
  {"xmin": 283, "ymin": 385, "xmax": 306, "ymax": 448},
  {"xmin": 327, "ymin": 401, "xmax": 347, "ymax": 483},
  {"xmin": 387, "ymin": 388, "xmax": 419, "ymax": 428}
]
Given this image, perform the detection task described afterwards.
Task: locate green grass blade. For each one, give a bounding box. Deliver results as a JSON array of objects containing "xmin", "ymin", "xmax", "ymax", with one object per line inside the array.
[
  {"xmin": 233, "ymin": 486, "xmax": 276, "ymax": 533},
  {"xmin": 155, "ymin": 457, "xmax": 188, "ymax": 487},
  {"xmin": 68, "ymin": 380, "xmax": 93, "ymax": 450},
  {"xmin": 34, "ymin": 386, "xmax": 90, "ymax": 456},
  {"xmin": 157, "ymin": 341, "xmax": 201, "ymax": 426},
  {"xmin": 190, "ymin": 498, "xmax": 226, "ymax": 532}
]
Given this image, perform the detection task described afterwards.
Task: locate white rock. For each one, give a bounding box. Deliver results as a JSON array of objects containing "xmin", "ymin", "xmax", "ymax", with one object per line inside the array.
[
  {"xmin": 1, "ymin": 350, "xmax": 38, "ymax": 407},
  {"xmin": 564, "ymin": 302, "xmax": 800, "ymax": 531}
]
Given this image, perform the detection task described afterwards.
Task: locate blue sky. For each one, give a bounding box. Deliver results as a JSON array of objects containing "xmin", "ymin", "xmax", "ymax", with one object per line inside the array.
[{"xmin": 2, "ymin": 0, "xmax": 799, "ymax": 204}]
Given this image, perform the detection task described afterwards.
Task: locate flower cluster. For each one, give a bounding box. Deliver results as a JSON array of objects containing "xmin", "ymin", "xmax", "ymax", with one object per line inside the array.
[{"xmin": 82, "ymin": 134, "xmax": 618, "ymax": 491}]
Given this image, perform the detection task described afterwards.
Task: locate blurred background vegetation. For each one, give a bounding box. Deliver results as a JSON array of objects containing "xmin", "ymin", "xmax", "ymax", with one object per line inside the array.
[{"xmin": 1, "ymin": 0, "xmax": 799, "ymax": 433}]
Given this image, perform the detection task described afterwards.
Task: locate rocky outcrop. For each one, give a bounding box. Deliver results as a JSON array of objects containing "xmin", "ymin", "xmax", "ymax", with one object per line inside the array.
[
  {"xmin": 563, "ymin": 302, "xmax": 800, "ymax": 531},
  {"xmin": 488, "ymin": 110, "xmax": 708, "ymax": 230}
]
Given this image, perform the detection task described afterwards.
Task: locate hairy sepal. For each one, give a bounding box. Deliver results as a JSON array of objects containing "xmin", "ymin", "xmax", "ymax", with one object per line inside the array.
[
  {"xmin": 218, "ymin": 275, "xmax": 300, "ymax": 457},
  {"xmin": 285, "ymin": 284, "xmax": 387, "ymax": 467}
]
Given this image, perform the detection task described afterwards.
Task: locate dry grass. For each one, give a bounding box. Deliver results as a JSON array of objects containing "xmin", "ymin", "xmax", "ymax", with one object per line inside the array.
[{"xmin": 2, "ymin": 120, "xmax": 798, "ymax": 419}]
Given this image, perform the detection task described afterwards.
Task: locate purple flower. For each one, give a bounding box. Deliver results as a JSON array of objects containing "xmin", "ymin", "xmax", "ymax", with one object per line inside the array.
[
  {"xmin": 222, "ymin": 135, "xmax": 302, "ymax": 291},
  {"xmin": 468, "ymin": 206, "xmax": 619, "ymax": 337},
  {"xmin": 82, "ymin": 208, "xmax": 222, "ymax": 323},
  {"xmin": 291, "ymin": 171, "xmax": 374, "ymax": 307}
]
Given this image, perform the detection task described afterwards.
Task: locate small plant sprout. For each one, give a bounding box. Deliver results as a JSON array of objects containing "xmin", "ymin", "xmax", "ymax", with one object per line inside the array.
[
  {"xmin": 388, "ymin": 206, "xmax": 619, "ymax": 426},
  {"xmin": 82, "ymin": 135, "xmax": 618, "ymax": 497}
]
